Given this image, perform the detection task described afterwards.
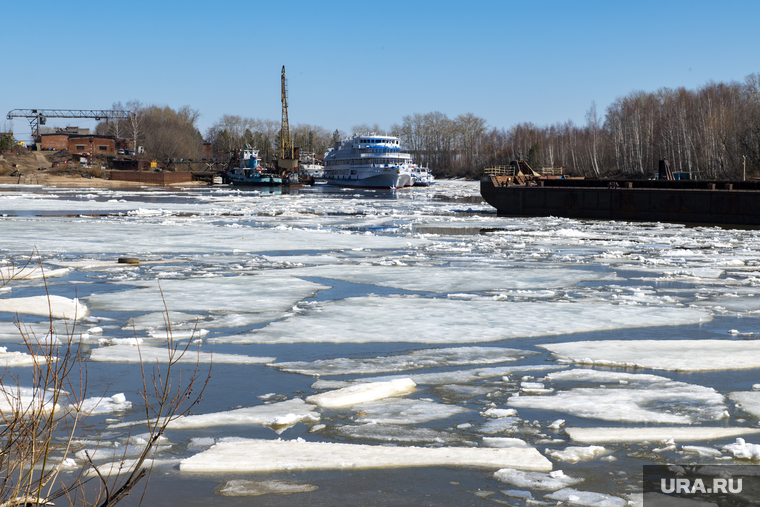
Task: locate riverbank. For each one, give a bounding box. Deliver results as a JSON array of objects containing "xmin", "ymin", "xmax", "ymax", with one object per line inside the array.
[{"xmin": 0, "ymin": 174, "xmax": 209, "ymax": 188}]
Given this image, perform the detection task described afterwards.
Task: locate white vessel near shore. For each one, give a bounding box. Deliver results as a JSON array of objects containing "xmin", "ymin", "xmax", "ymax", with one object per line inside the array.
[{"xmin": 323, "ymin": 134, "xmax": 415, "ymax": 189}]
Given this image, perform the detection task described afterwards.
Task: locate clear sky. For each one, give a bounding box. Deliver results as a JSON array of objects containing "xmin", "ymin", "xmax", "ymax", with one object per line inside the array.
[{"xmin": 2, "ymin": 0, "xmax": 758, "ymax": 142}]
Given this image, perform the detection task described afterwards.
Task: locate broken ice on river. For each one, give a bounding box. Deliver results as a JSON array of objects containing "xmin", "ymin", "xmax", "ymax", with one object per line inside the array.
[{"xmin": 3, "ymin": 180, "xmax": 760, "ymax": 504}]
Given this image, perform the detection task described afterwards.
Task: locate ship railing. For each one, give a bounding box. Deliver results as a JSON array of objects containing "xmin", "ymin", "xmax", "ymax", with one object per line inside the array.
[
  {"xmin": 539, "ymin": 167, "xmax": 564, "ymax": 176},
  {"xmin": 484, "ymin": 166, "xmax": 515, "ymax": 176}
]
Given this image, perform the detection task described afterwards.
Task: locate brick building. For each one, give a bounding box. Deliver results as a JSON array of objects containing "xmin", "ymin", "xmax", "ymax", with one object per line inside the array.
[{"xmin": 40, "ymin": 133, "xmax": 131, "ymax": 155}]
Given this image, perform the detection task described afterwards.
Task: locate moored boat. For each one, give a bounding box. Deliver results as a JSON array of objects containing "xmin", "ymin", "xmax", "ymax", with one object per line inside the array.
[
  {"xmin": 227, "ymin": 146, "xmax": 282, "ymax": 186},
  {"xmin": 323, "ymin": 133, "xmax": 416, "ymax": 189}
]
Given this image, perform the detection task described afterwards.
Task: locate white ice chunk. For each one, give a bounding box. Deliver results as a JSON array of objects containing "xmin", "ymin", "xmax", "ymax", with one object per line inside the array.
[
  {"xmin": 545, "ymin": 487, "xmax": 627, "ymax": 507},
  {"xmin": 89, "ymin": 344, "xmax": 274, "ymax": 364},
  {"xmin": 723, "ymin": 437, "xmax": 760, "ymax": 460},
  {"xmin": 167, "ymin": 399, "xmax": 319, "ymax": 430},
  {"xmin": 270, "ymin": 347, "xmax": 534, "ymax": 376},
  {"xmin": 0, "ymin": 295, "xmax": 88, "ymax": 320},
  {"xmin": 336, "ymin": 424, "xmax": 460, "ymax": 443},
  {"xmin": 97, "ymin": 337, "xmax": 143, "ymax": 346},
  {"xmin": 508, "ymin": 369, "xmax": 727, "ymax": 424},
  {"xmin": 546, "ymin": 446, "xmax": 607, "ymax": 463},
  {"xmin": 88, "ymin": 275, "xmax": 328, "ymax": 313},
  {"xmin": 483, "ymin": 437, "xmax": 529, "ymax": 448},
  {"xmin": 216, "ymin": 479, "xmax": 318, "ymax": 497},
  {"xmin": 0, "ymin": 387, "xmax": 60, "ymax": 414},
  {"xmin": 353, "ymin": 397, "xmax": 468, "ymax": 424},
  {"xmin": 1, "ymin": 266, "xmax": 71, "ymax": 280},
  {"xmin": 481, "ymin": 408, "xmax": 518, "ymax": 418},
  {"xmin": 494, "ymin": 468, "xmax": 583, "ymax": 491},
  {"xmin": 0, "ymin": 348, "xmax": 49, "ymax": 367},
  {"xmin": 681, "ymin": 445, "xmax": 722, "ymax": 457},
  {"xmin": 565, "ymin": 427, "xmax": 760, "ymax": 443},
  {"xmin": 305, "ymin": 378, "xmax": 416, "ymax": 408},
  {"xmin": 729, "ymin": 391, "xmax": 760, "ymax": 418},
  {"xmin": 75, "ymin": 393, "xmax": 132, "ymax": 414},
  {"xmin": 541, "ymin": 339, "xmax": 760, "ymax": 371},
  {"xmin": 179, "ymin": 438, "xmax": 552, "ymax": 472},
  {"xmin": 215, "ymin": 298, "xmax": 711, "ymax": 344}
]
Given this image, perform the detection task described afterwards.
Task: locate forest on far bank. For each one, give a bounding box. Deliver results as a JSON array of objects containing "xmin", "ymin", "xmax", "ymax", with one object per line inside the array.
[{"xmin": 88, "ymin": 72, "xmax": 760, "ymax": 180}]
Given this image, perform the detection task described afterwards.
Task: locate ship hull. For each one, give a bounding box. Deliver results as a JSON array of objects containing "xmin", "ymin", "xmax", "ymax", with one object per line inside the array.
[
  {"xmin": 325, "ymin": 172, "xmax": 410, "ymax": 189},
  {"xmin": 481, "ymin": 176, "xmax": 760, "ymax": 226}
]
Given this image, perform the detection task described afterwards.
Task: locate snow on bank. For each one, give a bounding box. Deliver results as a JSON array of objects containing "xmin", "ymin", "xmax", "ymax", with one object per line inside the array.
[
  {"xmin": 179, "ymin": 438, "xmax": 552, "ymax": 472},
  {"xmin": 507, "ymin": 369, "xmax": 727, "ymax": 424},
  {"xmin": 541, "ymin": 339, "xmax": 760, "ymax": 371},
  {"xmin": 0, "ymin": 295, "xmax": 88, "ymax": 320},
  {"xmin": 271, "ymin": 347, "xmax": 534, "ymax": 376},
  {"xmin": 88, "ymin": 344, "xmax": 274, "ymax": 364},
  {"xmin": 565, "ymin": 427, "xmax": 760, "ymax": 444},
  {"xmin": 305, "ymin": 379, "xmax": 416, "ymax": 408},
  {"xmin": 210, "ymin": 298, "xmax": 711, "ymax": 344}
]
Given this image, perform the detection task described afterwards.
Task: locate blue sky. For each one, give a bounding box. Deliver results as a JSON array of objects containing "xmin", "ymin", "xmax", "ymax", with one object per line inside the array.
[{"xmin": 2, "ymin": 0, "xmax": 758, "ymax": 141}]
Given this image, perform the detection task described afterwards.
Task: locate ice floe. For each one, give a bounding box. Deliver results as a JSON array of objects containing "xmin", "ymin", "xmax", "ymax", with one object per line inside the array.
[
  {"xmin": 0, "ymin": 347, "xmax": 49, "ymax": 367},
  {"xmin": 88, "ymin": 275, "xmax": 328, "ymax": 313},
  {"xmin": 215, "ymin": 479, "xmax": 318, "ymax": 497},
  {"xmin": 88, "ymin": 344, "xmax": 274, "ymax": 364},
  {"xmin": 546, "ymin": 445, "xmax": 607, "ymax": 463},
  {"xmin": 179, "ymin": 438, "xmax": 552, "ymax": 472},
  {"xmin": 286, "ymin": 264, "xmax": 615, "ymax": 293},
  {"xmin": 722, "ymin": 437, "xmax": 760, "ymax": 460},
  {"xmin": 545, "ymin": 488, "xmax": 626, "ymax": 507},
  {"xmin": 0, "ymin": 266, "xmax": 71, "ymax": 281},
  {"xmin": 270, "ymin": 347, "xmax": 535, "ymax": 376},
  {"xmin": 335, "ymin": 424, "xmax": 460, "ymax": 444},
  {"xmin": 729, "ymin": 391, "xmax": 760, "ymax": 419},
  {"xmin": 74, "ymin": 393, "xmax": 132, "ymax": 414},
  {"xmin": 493, "ymin": 468, "xmax": 583, "ymax": 491},
  {"xmin": 213, "ymin": 298, "xmax": 711, "ymax": 344},
  {"xmin": 565, "ymin": 427, "xmax": 760, "ymax": 444},
  {"xmin": 166, "ymin": 399, "xmax": 319, "ymax": 430},
  {"xmin": 305, "ymin": 378, "xmax": 416, "ymax": 408},
  {"xmin": 541, "ymin": 339, "xmax": 760, "ymax": 371},
  {"xmin": 507, "ymin": 369, "xmax": 727, "ymax": 424},
  {"xmin": 0, "ymin": 295, "xmax": 88, "ymax": 320},
  {"xmin": 352, "ymin": 397, "xmax": 469, "ymax": 424}
]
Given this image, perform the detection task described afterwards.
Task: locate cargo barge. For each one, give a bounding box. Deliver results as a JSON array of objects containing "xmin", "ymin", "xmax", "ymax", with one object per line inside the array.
[{"xmin": 480, "ymin": 161, "xmax": 760, "ymax": 226}]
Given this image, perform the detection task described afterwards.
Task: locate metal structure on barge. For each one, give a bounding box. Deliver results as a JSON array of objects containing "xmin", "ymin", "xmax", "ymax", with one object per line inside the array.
[{"xmin": 480, "ymin": 160, "xmax": 760, "ymax": 226}]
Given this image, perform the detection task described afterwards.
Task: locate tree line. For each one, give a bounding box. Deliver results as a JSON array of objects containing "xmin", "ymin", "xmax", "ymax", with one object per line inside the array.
[{"xmin": 95, "ymin": 71, "xmax": 760, "ymax": 179}]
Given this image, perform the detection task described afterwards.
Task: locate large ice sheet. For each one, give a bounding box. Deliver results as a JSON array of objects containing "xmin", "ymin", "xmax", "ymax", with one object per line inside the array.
[
  {"xmin": 0, "ymin": 295, "xmax": 88, "ymax": 320},
  {"xmin": 88, "ymin": 344, "xmax": 274, "ymax": 364},
  {"xmin": 0, "ymin": 347, "xmax": 48, "ymax": 367},
  {"xmin": 1, "ymin": 266, "xmax": 71, "ymax": 281},
  {"xmin": 305, "ymin": 379, "xmax": 416, "ymax": 408},
  {"xmin": 508, "ymin": 369, "xmax": 727, "ymax": 424},
  {"xmin": 211, "ymin": 297, "xmax": 711, "ymax": 344},
  {"xmin": 88, "ymin": 275, "xmax": 327, "ymax": 313},
  {"xmin": 179, "ymin": 438, "xmax": 553, "ymax": 472},
  {"xmin": 286, "ymin": 264, "xmax": 614, "ymax": 293},
  {"xmin": 0, "ymin": 218, "xmax": 430, "ymax": 255},
  {"xmin": 270, "ymin": 347, "xmax": 535, "ymax": 376},
  {"xmin": 541, "ymin": 340, "xmax": 760, "ymax": 371},
  {"xmin": 167, "ymin": 399, "xmax": 319, "ymax": 430},
  {"xmin": 566, "ymin": 427, "xmax": 760, "ymax": 443},
  {"xmin": 335, "ymin": 424, "xmax": 461, "ymax": 444}
]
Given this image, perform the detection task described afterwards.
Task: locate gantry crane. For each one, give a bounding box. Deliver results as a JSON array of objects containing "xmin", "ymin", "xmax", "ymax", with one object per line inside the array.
[
  {"xmin": 277, "ymin": 66, "xmax": 298, "ymax": 173},
  {"xmin": 6, "ymin": 109, "xmax": 131, "ymax": 141}
]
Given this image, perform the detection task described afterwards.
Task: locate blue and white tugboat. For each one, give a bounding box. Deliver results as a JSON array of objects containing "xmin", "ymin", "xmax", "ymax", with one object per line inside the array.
[
  {"xmin": 227, "ymin": 146, "xmax": 282, "ymax": 186},
  {"xmin": 323, "ymin": 134, "xmax": 416, "ymax": 189},
  {"xmin": 411, "ymin": 166, "xmax": 436, "ymax": 186}
]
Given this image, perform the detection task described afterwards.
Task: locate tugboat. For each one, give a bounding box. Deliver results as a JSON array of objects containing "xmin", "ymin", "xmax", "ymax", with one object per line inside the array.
[{"xmin": 227, "ymin": 146, "xmax": 282, "ymax": 186}]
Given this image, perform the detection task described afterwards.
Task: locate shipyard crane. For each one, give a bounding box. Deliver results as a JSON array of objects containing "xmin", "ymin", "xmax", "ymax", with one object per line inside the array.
[
  {"xmin": 277, "ymin": 66, "xmax": 298, "ymax": 173},
  {"xmin": 6, "ymin": 109, "xmax": 131, "ymax": 141}
]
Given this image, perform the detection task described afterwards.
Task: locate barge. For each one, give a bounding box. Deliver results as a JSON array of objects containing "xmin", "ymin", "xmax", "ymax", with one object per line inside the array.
[{"xmin": 480, "ymin": 160, "xmax": 760, "ymax": 226}]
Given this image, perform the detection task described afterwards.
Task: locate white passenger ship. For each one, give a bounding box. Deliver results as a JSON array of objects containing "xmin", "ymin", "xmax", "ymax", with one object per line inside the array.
[{"xmin": 323, "ymin": 134, "xmax": 415, "ymax": 189}]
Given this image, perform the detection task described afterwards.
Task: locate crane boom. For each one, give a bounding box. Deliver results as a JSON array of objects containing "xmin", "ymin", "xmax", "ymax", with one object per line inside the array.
[{"xmin": 6, "ymin": 109, "xmax": 131, "ymax": 140}]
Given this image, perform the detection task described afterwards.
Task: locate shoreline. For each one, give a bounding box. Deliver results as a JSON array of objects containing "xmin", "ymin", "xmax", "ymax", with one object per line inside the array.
[{"xmin": 0, "ymin": 174, "xmax": 209, "ymax": 189}]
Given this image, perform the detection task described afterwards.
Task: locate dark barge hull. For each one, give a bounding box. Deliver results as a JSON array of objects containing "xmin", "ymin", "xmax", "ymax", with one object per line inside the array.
[{"xmin": 480, "ymin": 176, "xmax": 760, "ymax": 226}]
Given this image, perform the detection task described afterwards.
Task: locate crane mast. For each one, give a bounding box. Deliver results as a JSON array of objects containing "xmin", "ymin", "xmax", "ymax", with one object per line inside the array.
[{"xmin": 278, "ymin": 66, "xmax": 297, "ymax": 170}]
